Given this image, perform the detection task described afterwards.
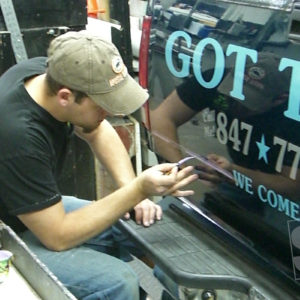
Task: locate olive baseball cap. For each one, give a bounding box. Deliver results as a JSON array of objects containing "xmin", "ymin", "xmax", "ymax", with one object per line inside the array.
[{"xmin": 47, "ymin": 30, "xmax": 148, "ymax": 115}]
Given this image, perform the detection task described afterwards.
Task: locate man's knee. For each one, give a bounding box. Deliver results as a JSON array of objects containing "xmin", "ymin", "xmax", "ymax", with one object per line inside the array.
[
  {"xmin": 114, "ymin": 266, "xmax": 140, "ymax": 299},
  {"xmin": 85, "ymin": 262, "xmax": 140, "ymax": 300}
]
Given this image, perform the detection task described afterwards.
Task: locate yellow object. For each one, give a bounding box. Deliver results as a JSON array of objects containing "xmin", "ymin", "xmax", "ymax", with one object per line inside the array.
[{"xmin": 0, "ymin": 250, "xmax": 13, "ymax": 283}]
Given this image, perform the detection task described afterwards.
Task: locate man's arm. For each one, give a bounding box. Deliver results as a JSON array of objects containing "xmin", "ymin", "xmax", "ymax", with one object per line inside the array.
[
  {"xmin": 151, "ymin": 90, "xmax": 197, "ymax": 163},
  {"xmin": 18, "ymin": 163, "xmax": 197, "ymax": 251},
  {"xmin": 75, "ymin": 119, "xmax": 136, "ymax": 187},
  {"xmin": 75, "ymin": 119, "xmax": 163, "ymax": 226}
]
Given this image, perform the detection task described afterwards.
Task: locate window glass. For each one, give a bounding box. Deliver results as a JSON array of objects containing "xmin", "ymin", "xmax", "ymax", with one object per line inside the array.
[{"xmin": 222, "ymin": 0, "xmax": 293, "ymax": 10}]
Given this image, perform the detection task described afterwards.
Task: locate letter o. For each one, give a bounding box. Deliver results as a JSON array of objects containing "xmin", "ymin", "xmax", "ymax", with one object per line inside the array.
[
  {"xmin": 257, "ymin": 185, "xmax": 267, "ymax": 202},
  {"xmin": 267, "ymin": 189, "xmax": 278, "ymax": 208},
  {"xmin": 193, "ymin": 38, "xmax": 225, "ymax": 89}
]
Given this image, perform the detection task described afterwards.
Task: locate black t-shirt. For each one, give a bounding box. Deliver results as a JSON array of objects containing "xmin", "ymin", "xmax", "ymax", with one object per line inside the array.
[
  {"xmin": 0, "ymin": 57, "xmax": 72, "ymax": 232},
  {"xmin": 176, "ymin": 75, "xmax": 300, "ymax": 172}
]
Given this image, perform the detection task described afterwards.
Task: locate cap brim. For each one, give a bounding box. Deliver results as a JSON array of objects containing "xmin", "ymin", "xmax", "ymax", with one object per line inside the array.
[
  {"xmin": 217, "ymin": 72, "xmax": 271, "ymax": 112},
  {"xmin": 89, "ymin": 75, "xmax": 149, "ymax": 115}
]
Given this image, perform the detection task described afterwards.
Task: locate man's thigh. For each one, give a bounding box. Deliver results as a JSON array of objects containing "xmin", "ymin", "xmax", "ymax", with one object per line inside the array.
[
  {"xmin": 20, "ymin": 230, "xmax": 140, "ymax": 300},
  {"xmin": 61, "ymin": 196, "xmax": 143, "ymax": 260}
]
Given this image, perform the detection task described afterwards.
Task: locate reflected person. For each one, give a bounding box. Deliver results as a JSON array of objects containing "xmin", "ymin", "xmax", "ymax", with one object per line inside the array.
[{"xmin": 150, "ymin": 52, "xmax": 300, "ymax": 198}]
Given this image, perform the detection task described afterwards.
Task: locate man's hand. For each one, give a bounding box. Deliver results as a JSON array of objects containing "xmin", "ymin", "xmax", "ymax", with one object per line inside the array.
[
  {"xmin": 123, "ymin": 199, "xmax": 163, "ymax": 227},
  {"xmin": 195, "ymin": 154, "xmax": 233, "ymax": 184},
  {"xmin": 136, "ymin": 163, "xmax": 197, "ymax": 198},
  {"xmin": 127, "ymin": 163, "xmax": 196, "ymax": 227}
]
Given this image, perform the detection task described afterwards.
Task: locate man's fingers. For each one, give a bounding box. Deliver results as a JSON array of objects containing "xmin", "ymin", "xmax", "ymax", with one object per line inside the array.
[
  {"xmin": 196, "ymin": 171, "xmax": 220, "ymax": 183},
  {"xmin": 165, "ymin": 173, "xmax": 198, "ymax": 195},
  {"xmin": 175, "ymin": 172, "xmax": 198, "ymax": 188},
  {"xmin": 154, "ymin": 166, "xmax": 197, "ymax": 196},
  {"xmin": 133, "ymin": 200, "xmax": 163, "ymax": 227},
  {"xmin": 139, "ymin": 163, "xmax": 196, "ymax": 197},
  {"xmin": 155, "ymin": 205, "xmax": 163, "ymax": 221},
  {"xmin": 124, "ymin": 212, "xmax": 130, "ymax": 219},
  {"xmin": 172, "ymin": 189, "xmax": 195, "ymax": 197},
  {"xmin": 147, "ymin": 205, "xmax": 156, "ymax": 225},
  {"xmin": 154, "ymin": 163, "xmax": 177, "ymax": 173},
  {"xmin": 206, "ymin": 153, "xmax": 219, "ymax": 162},
  {"xmin": 141, "ymin": 206, "xmax": 150, "ymax": 227},
  {"xmin": 134, "ymin": 207, "xmax": 142, "ymax": 225},
  {"xmin": 176, "ymin": 166, "xmax": 194, "ymax": 179}
]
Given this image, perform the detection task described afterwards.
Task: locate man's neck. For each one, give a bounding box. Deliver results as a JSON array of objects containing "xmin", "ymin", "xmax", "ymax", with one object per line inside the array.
[{"xmin": 24, "ymin": 74, "xmax": 65, "ymax": 122}]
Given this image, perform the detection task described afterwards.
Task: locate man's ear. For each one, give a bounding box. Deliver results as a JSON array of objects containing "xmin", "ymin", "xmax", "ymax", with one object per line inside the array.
[{"xmin": 57, "ymin": 88, "xmax": 74, "ymax": 107}]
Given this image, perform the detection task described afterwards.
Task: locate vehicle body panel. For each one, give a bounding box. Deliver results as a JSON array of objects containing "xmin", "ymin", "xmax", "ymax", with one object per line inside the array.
[{"xmin": 143, "ymin": 0, "xmax": 300, "ymax": 295}]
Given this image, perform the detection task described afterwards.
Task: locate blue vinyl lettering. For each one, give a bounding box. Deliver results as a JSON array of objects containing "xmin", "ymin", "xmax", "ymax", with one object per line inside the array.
[
  {"xmin": 165, "ymin": 31, "xmax": 191, "ymax": 78},
  {"xmin": 226, "ymin": 44, "xmax": 257, "ymax": 101},
  {"xmin": 279, "ymin": 58, "xmax": 300, "ymax": 122},
  {"xmin": 258, "ymin": 184, "xmax": 300, "ymax": 220},
  {"xmin": 165, "ymin": 31, "xmax": 300, "ymax": 123},
  {"xmin": 193, "ymin": 38, "xmax": 225, "ymax": 88}
]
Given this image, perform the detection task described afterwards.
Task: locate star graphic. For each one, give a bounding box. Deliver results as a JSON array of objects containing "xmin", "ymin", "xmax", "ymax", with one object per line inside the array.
[{"xmin": 256, "ymin": 135, "xmax": 270, "ymax": 164}]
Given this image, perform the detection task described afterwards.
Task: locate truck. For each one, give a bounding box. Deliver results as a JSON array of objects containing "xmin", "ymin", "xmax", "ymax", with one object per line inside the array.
[{"xmin": 119, "ymin": 0, "xmax": 300, "ymax": 299}]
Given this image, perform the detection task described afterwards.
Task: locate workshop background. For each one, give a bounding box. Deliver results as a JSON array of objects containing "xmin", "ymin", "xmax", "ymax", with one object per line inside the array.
[{"xmin": 0, "ymin": 1, "xmax": 164, "ymax": 299}]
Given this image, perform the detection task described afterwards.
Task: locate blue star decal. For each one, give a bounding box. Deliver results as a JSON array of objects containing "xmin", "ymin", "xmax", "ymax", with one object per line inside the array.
[{"xmin": 256, "ymin": 135, "xmax": 270, "ymax": 164}]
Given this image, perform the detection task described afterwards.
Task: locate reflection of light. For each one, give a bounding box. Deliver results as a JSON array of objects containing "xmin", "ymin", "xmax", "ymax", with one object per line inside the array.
[
  {"xmin": 182, "ymin": 203, "xmax": 192, "ymax": 210},
  {"xmin": 178, "ymin": 196, "xmax": 256, "ymax": 248},
  {"xmin": 168, "ymin": 7, "xmax": 218, "ymax": 27},
  {"xmin": 179, "ymin": 196, "xmax": 224, "ymax": 230},
  {"xmin": 227, "ymin": 0, "xmax": 292, "ymax": 10}
]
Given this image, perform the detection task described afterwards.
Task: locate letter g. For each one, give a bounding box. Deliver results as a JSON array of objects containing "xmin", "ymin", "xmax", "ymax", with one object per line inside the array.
[{"xmin": 165, "ymin": 31, "xmax": 191, "ymax": 78}]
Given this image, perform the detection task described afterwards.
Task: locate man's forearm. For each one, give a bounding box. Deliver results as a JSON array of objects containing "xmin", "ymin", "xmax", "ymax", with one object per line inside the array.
[
  {"xmin": 20, "ymin": 178, "xmax": 146, "ymax": 251},
  {"xmin": 19, "ymin": 162, "xmax": 197, "ymax": 251},
  {"xmin": 150, "ymin": 90, "xmax": 196, "ymax": 163},
  {"xmin": 58, "ymin": 179, "xmax": 147, "ymax": 249},
  {"xmin": 77, "ymin": 119, "xmax": 136, "ymax": 187},
  {"xmin": 151, "ymin": 118, "xmax": 183, "ymax": 163}
]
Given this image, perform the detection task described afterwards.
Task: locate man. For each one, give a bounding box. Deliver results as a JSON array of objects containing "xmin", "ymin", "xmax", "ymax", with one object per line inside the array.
[{"xmin": 0, "ymin": 30, "xmax": 197, "ymax": 299}]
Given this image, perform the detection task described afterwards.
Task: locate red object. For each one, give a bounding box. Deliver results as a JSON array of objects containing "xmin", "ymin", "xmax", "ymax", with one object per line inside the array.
[
  {"xmin": 139, "ymin": 15, "xmax": 152, "ymax": 89},
  {"xmin": 87, "ymin": 0, "xmax": 105, "ymax": 18},
  {"xmin": 139, "ymin": 15, "xmax": 152, "ymax": 129}
]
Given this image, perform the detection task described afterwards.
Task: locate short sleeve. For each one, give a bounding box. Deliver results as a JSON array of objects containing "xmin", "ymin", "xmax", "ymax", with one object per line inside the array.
[
  {"xmin": 176, "ymin": 72, "xmax": 219, "ymax": 112},
  {"xmin": 0, "ymin": 153, "xmax": 61, "ymax": 215}
]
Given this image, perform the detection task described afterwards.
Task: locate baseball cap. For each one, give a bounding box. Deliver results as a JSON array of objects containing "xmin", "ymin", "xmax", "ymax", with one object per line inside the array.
[
  {"xmin": 217, "ymin": 53, "xmax": 290, "ymax": 112},
  {"xmin": 47, "ymin": 30, "xmax": 149, "ymax": 115}
]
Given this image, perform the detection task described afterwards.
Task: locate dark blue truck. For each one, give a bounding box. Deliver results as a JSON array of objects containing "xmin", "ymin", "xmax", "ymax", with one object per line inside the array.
[{"xmin": 120, "ymin": 0, "xmax": 300, "ymax": 299}]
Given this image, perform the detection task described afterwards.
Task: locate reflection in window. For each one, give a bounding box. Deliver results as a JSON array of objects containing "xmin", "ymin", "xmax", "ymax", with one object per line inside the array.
[{"xmin": 222, "ymin": 0, "xmax": 293, "ymax": 10}]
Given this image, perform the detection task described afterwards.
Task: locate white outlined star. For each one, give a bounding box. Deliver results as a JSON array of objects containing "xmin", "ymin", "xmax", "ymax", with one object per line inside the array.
[{"xmin": 256, "ymin": 135, "xmax": 270, "ymax": 164}]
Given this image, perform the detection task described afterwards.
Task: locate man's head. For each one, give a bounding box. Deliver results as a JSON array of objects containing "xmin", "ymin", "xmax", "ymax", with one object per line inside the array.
[
  {"xmin": 217, "ymin": 52, "xmax": 290, "ymax": 113},
  {"xmin": 46, "ymin": 30, "xmax": 148, "ymax": 116}
]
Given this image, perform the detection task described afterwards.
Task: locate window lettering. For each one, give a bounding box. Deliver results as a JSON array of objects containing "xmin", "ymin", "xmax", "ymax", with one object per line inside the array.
[{"xmin": 165, "ymin": 31, "xmax": 300, "ymax": 123}]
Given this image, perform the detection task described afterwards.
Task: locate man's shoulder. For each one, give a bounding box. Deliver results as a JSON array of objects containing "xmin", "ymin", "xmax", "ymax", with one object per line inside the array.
[
  {"xmin": 0, "ymin": 57, "xmax": 47, "ymax": 87},
  {"xmin": 10, "ymin": 57, "xmax": 47, "ymax": 72},
  {"xmin": 18, "ymin": 57, "xmax": 47, "ymax": 73}
]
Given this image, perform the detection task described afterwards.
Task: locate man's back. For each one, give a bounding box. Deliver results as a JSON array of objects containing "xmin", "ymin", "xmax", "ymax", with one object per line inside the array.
[{"xmin": 0, "ymin": 57, "xmax": 70, "ymax": 232}]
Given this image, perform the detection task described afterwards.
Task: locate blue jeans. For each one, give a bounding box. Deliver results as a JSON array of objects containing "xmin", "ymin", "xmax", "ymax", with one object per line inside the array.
[{"xmin": 19, "ymin": 196, "xmax": 143, "ymax": 300}]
